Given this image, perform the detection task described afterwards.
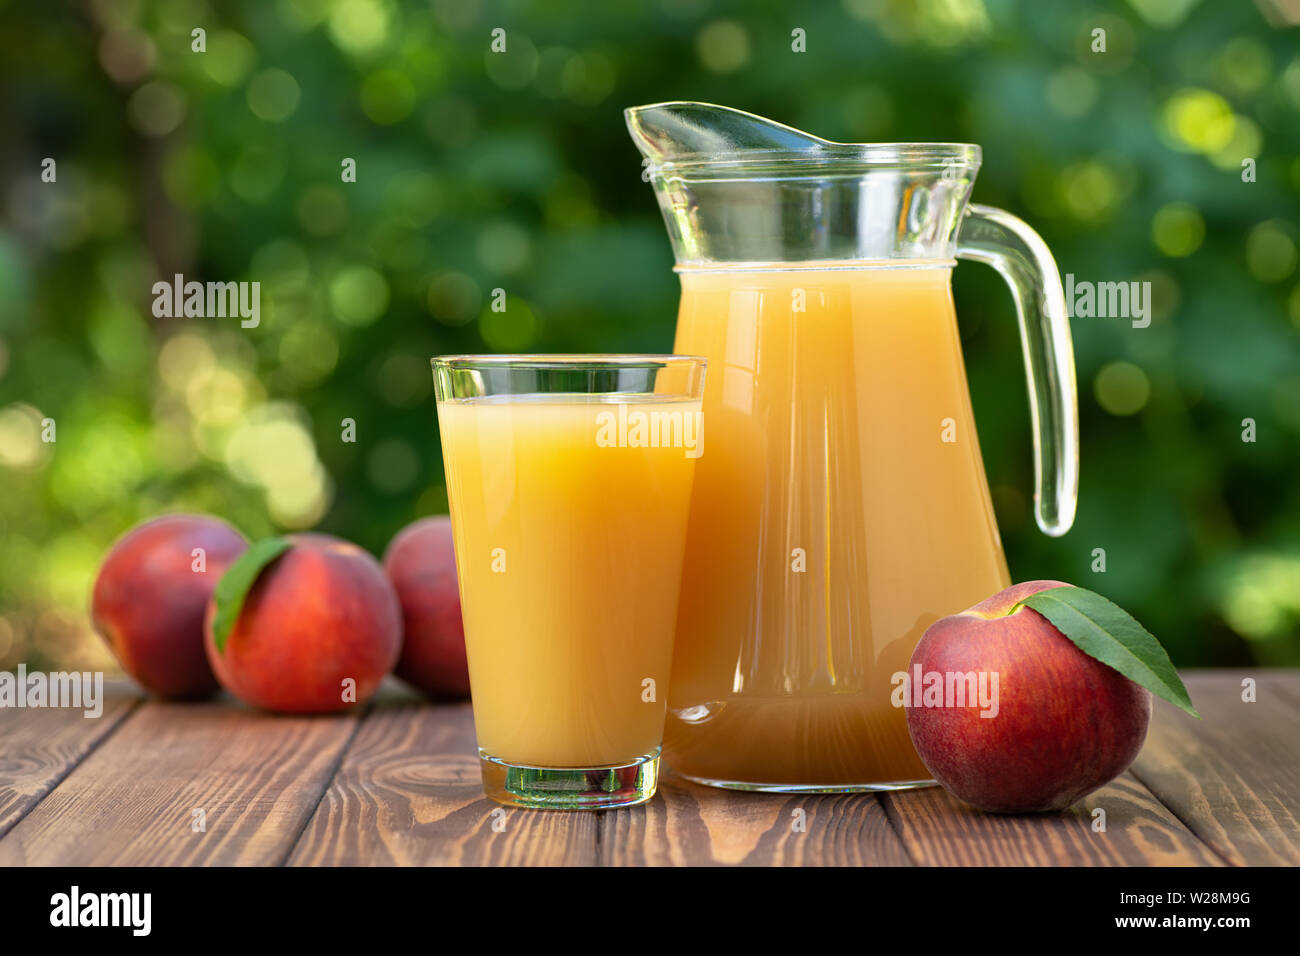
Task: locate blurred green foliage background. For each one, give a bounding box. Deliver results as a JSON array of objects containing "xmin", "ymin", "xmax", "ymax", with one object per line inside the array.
[{"xmin": 0, "ymin": 0, "xmax": 1297, "ymax": 674}]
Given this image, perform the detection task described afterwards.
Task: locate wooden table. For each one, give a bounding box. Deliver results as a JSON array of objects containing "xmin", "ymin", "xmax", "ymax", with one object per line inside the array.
[{"xmin": 1, "ymin": 670, "xmax": 1296, "ymax": 866}]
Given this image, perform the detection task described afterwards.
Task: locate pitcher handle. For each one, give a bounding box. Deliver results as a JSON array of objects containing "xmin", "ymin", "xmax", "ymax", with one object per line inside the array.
[{"xmin": 955, "ymin": 204, "xmax": 1079, "ymax": 537}]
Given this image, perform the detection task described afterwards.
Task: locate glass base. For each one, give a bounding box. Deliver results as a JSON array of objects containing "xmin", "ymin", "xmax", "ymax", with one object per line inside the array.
[
  {"xmin": 675, "ymin": 773, "xmax": 937, "ymax": 794},
  {"xmin": 479, "ymin": 747, "xmax": 661, "ymax": 810}
]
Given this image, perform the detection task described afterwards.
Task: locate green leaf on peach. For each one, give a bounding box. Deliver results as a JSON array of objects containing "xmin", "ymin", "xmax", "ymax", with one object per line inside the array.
[
  {"xmin": 1018, "ymin": 585, "xmax": 1200, "ymax": 719},
  {"xmin": 211, "ymin": 536, "xmax": 292, "ymax": 654}
]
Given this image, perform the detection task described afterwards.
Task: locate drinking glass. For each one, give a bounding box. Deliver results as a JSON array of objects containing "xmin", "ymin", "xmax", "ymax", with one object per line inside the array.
[{"xmin": 432, "ymin": 354, "xmax": 706, "ymax": 809}]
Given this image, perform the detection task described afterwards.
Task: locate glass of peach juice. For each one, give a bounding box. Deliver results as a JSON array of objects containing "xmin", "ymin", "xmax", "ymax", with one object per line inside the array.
[{"xmin": 432, "ymin": 355, "xmax": 706, "ymax": 809}]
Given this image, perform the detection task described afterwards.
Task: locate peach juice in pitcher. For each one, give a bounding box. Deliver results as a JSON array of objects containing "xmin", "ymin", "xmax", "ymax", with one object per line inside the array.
[{"xmin": 626, "ymin": 102, "xmax": 1079, "ymax": 790}]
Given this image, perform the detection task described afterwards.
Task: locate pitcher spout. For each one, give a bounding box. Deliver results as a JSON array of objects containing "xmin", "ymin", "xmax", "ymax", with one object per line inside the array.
[{"xmin": 625, "ymin": 101, "xmax": 836, "ymax": 167}]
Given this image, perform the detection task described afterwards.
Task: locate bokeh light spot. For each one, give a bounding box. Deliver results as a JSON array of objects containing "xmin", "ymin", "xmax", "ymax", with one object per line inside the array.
[
  {"xmin": 561, "ymin": 51, "xmax": 615, "ymax": 105},
  {"xmin": 1152, "ymin": 201, "xmax": 1205, "ymax": 257},
  {"xmin": 1246, "ymin": 221, "xmax": 1298, "ymax": 282},
  {"xmin": 201, "ymin": 30, "xmax": 256, "ymax": 86},
  {"xmin": 1218, "ymin": 554, "xmax": 1300, "ymax": 640},
  {"xmin": 1059, "ymin": 160, "xmax": 1123, "ymax": 223},
  {"xmin": 485, "ymin": 34, "xmax": 539, "ymax": 90},
  {"xmin": 1094, "ymin": 361, "xmax": 1151, "ymax": 416},
  {"xmin": 158, "ymin": 333, "xmax": 217, "ymax": 393},
  {"xmin": 224, "ymin": 403, "xmax": 331, "ymax": 528},
  {"xmin": 479, "ymin": 299, "xmax": 539, "ymax": 350},
  {"xmin": 246, "ymin": 68, "xmax": 301, "ymax": 122},
  {"xmin": 127, "ymin": 81, "xmax": 186, "ymax": 136},
  {"xmin": 696, "ymin": 20, "xmax": 750, "ymax": 73},
  {"xmin": 1209, "ymin": 115, "xmax": 1262, "ymax": 171},
  {"xmin": 329, "ymin": 265, "xmax": 390, "ymax": 326},
  {"xmin": 99, "ymin": 29, "xmax": 156, "ymax": 84},
  {"xmin": 278, "ymin": 0, "xmax": 332, "ymax": 30},
  {"xmin": 476, "ymin": 221, "xmax": 531, "ymax": 274},
  {"xmin": 0, "ymin": 403, "xmax": 49, "ymax": 470},
  {"xmin": 1128, "ymin": 0, "xmax": 1202, "ymax": 28},
  {"xmin": 1283, "ymin": 56, "xmax": 1300, "ymax": 110},
  {"xmin": 328, "ymin": 0, "xmax": 392, "ymax": 55},
  {"xmin": 1045, "ymin": 67, "xmax": 1099, "ymax": 118},
  {"xmin": 1161, "ymin": 88, "xmax": 1235, "ymax": 153},
  {"xmin": 1214, "ymin": 36, "xmax": 1272, "ymax": 94},
  {"xmin": 187, "ymin": 366, "xmax": 250, "ymax": 426}
]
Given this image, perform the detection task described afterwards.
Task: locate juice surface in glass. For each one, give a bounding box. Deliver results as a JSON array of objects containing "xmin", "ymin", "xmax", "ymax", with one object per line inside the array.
[
  {"xmin": 667, "ymin": 263, "xmax": 1011, "ymax": 788},
  {"xmin": 438, "ymin": 394, "xmax": 701, "ymax": 769}
]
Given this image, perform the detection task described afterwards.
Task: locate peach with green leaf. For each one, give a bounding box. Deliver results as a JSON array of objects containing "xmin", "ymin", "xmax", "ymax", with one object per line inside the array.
[
  {"xmin": 204, "ymin": 534, "xmax": 401, "ymax": 714},
  {"xmin": 904, "ymin": 580, "xmax": 1197, "ymax": 814}
]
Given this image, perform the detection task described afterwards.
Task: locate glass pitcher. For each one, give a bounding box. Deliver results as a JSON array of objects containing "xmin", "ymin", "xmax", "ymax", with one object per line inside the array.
[{"xmin": 625, "ymin": 102, "xmax": 1079, "ymax": 791}]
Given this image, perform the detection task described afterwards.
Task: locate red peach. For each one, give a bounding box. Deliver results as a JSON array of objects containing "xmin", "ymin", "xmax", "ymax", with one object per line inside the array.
[
  {"xmin": 382, "ymin": 516, "xmax": 470, "ymax": 698},
  {"xmin": 91, "ymin": 514, "xmax": 248, "ymax": 699},
  {"xmin": 905, "ymin": 580, "xmax": 1151, "ymax": 813},
  {"xmin": 204, "ymin": 534, "xmax": 401, "ymax": 713}
]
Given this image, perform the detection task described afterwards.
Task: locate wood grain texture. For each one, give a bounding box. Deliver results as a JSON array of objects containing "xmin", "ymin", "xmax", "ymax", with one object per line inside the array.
[
  {"xmin": 885, "ymin": 773, "xmax": 1223, "ymax": 866},
  {"xmin": 0, "ymin": 679, "xmax": 139, "ymax": 839},
  {"xmin": 1129, "ymin": 670, "xmax": 1300, "ymax": 866},
  {"xmin": 1263, "ymin": 672, "xmax": 1300, "ymax": 711},
  {"xmin": 0, "ymin": 693, "xmax": 361, "ymax": 866},
  {"xmin": 0, "ymin": 670, "xmax": 1294, "ymax": 866},
  {"xmin": 288, "ymin": 693, "xmax": 599, "ymax": 865},
  {"xmin": 602, "ymin": 775, "xmax": 912, "ymax": 866}
]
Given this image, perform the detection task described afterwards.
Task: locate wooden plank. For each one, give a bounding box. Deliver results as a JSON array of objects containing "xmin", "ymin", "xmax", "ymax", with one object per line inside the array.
[
  {"xmin": 885, "ymin": 773, "xmax": 1222, "ymax": 866},
  {"xmin": 601, "ymin": 775, "xmax": 912, "ymax": 866},
  {"xmin": 1261, "ymin": 671, "xmax": 1300, "ymax": 712},
  {"xmin": 7, "ymin": 669, "xmax": 1293, "ymax": 867},
  {"xmin": 0, "ymin": 694, "xmax": 360, "ymax": 866},
  {"xmin": 287, "ymin": 694, "xmax": 599, "ymax": 866},
  {"xmin": 1129, "ymin": 670, "xmax": 1300, "ymax": 866},
  {"xmin": 0, "ymin": 679, "xmax": 140, "ymax": 838}
]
